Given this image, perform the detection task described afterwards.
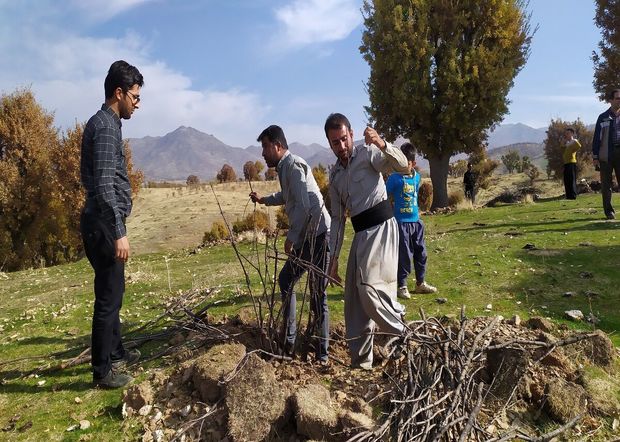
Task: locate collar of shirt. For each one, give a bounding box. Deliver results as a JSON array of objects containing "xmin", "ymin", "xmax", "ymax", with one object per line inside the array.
[
  {"xmin": 334, "ymin": 143, "xmax": 363, "ymax": 171},
  {"xmin": 101, "ymin": 104, "xmax": 122, "ymax": 129},
  {"xmin": 276, "ymin": 150, "xmax": 292, "ymax": 173}
]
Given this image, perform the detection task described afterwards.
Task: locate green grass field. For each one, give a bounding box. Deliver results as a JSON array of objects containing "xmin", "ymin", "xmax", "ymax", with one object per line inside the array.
[{"xmin": 0, "ymin": 187, "xmax": 619, "ymax": 440}]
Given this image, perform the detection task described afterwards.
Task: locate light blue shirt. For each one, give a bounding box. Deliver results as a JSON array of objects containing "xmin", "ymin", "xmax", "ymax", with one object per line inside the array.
[{"xmin": 262, "ymin": 150, "xmax": 330, "ymax": 249}]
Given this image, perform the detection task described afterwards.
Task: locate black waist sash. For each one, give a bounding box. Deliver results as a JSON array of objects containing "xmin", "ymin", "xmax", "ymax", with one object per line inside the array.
[{"xmin": 350, "ymin": 199, "xmax": 393, "ymax": 233}]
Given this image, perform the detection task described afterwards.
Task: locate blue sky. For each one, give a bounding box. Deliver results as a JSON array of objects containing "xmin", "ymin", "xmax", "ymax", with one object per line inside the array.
[{"xmin": 0, "ymin": 0, "xmax": 605, "ymax": 147}]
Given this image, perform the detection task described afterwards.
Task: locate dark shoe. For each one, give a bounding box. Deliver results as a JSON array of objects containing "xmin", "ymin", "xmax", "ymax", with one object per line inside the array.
[
  {"xmin": 94, "ymin": 370, "xmax": 133, "ymax": 389},
  {"xmin": 606, "ymin": 212, "xmax": 616, "ymax": 220},
  {"xmin": 111, "ymin": 349, "xmax": 141, "ymax": 370}
]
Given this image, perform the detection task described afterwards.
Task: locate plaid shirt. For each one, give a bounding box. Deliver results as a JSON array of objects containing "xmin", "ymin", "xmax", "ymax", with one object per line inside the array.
[{"xmin": 81, "ymin": 104, "xmax": 132, "ymax": 239}]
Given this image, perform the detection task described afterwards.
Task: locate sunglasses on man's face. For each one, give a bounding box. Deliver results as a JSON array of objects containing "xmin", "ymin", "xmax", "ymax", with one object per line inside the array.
[{"xmin": 125, "ymin": 90, "xmax": 140, "ymax": 104}]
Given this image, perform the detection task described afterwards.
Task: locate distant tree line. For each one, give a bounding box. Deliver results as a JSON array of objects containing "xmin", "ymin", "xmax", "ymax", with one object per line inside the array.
[{"xmin": 0, "ymin": 88, "xmax": 143, "ymax": 271}]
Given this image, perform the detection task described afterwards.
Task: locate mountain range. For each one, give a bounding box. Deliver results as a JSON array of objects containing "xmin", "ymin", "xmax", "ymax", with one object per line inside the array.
[{"xmin": 128, "ymin": 123, "xmax": 550, "ymax": 181}]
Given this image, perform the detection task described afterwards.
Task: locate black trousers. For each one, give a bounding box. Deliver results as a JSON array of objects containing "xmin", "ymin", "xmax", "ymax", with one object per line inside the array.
[
  {"xmin": 80, "ymin": 212, "xmax": 126, "ymax": 380},
  {"xmin": 563, "ymin": 163, "xmax": 577, "ymax": 200},
  {"xmin": 278, "ymin": 232, "xmax": 330, "ymax": 361}
]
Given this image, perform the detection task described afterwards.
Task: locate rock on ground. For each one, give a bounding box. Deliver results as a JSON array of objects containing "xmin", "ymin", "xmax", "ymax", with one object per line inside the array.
[{"xmin": 193, "ymin": 343, "xmax": 246, "ymax": 402}]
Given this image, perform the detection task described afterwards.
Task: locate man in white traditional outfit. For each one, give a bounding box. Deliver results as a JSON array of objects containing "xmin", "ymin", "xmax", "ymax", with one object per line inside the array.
[{"xmin": 325, "ymin": 113, "xmax": 409, "ymax": 370}]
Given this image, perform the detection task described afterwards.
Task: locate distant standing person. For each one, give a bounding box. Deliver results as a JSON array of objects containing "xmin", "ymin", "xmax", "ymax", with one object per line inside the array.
[
  {"xmin": 463, "ymin": 162, "xmax": 476, "ymax": 204},
  {"xmin": 562, "ymin": 127, "xmax": 581, "ymax": 200},
  {"xmin": 81, "ymin": 60, "xmax": 143, "ymax": 388},
  {"xmin": 592, "ymin": 88, "xmax": 620, "ymax": 219},
  {"xmin": 326, "ymin": 113, "xmax": 408, "ymax": 370},
  {"xmin": 385, "ymin": 143, "xmax": 437, "ymax": 300},
  {"xmin": 249, "ymin": 125, "xmax": 331, "ymax": 363}
]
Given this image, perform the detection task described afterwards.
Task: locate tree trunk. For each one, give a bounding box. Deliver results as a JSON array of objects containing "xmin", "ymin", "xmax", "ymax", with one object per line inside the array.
[{"xmin": 428, "ymin": 155, "xmax": 451, "ymax": 209}]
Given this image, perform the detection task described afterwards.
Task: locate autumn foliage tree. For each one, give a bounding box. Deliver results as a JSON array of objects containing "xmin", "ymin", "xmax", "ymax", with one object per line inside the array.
[
  {"xmin": 592, "ymin": 0, "xmax": 620, "ymax": 99},
  {"xmin": 360, "ymin": 0, "xmax": 534, "ymax": 208},
  {"xmin": 217, "ymin": 164, "xmax": 237, "ymax": 183},
  {"xmin": 243, "ymin": 161, "xmax": 260, "ymax": 181},
  {"xmin": 264, "ymin": 167, "xmax": 278, "ymax": 181},
  {"xmin": 0, "ymin": 89, "xmax": 143, "ymax": 271},
  {"xmin": 543, "ymin": 119, "xmax": 593, "ymax": 179}
]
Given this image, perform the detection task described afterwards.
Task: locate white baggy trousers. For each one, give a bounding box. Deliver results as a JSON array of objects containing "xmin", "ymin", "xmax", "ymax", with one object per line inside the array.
[{"xmin": 345, "ymin": 217, "xmax": 405, "ymax": 368}]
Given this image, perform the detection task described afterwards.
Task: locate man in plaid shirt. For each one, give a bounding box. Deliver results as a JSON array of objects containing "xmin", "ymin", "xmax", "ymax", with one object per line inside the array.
[{"xmin": 80, "ymin": 60, "xmax": 143, "ymax": 388}]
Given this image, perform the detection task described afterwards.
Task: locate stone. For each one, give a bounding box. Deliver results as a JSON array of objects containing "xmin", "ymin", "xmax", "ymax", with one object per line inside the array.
[
  {"xmin": 562, "ymin": 291, "xmax": 575, "ymax": 298},
  {"xmin": 508, "ymin": 315, "xmax": 521, "ymax": 326},
  {"xmin": 435, "ymin": 298, "xmax": 448, "ymax": 304},
  {"xmin": 564, "ymin": 310, "xmax": 584, "ymax": 321}
]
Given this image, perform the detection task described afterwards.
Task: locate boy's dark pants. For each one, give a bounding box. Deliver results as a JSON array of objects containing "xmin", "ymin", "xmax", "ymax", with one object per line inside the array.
[
  {"xmin": 563, "ymin": 162, "xmax": 577, "ymax": 200},
  {"xmin": 81, "ymin": 212, "xmax": 126, "ymax": 380},
  {"xmin": 397, "ymin": 220, "xmax": 427, "ymax": 288}
]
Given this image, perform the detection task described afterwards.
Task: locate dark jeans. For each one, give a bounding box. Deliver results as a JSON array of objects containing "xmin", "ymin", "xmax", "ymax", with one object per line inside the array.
[
  {"xmin": 465, "ymin": 186, "xmax": 476, "ymax": 204},
  {"xmin": 563, "ymin": 163, "xmax": 577, "ymax": 199},
  {"xmin": 397, "ymin": 220, "xmax": 427, "ymax": 287},
  {"xmin": 278, "ymin": 232, "xmax": 330, "ymax": 361},
  {"xmin": 600, "ymin": 154, "xmax": 620, "ymax": 217},
  {"xmin": 80, "ymin": 212, "xmax": 126, "ymax": 380}
]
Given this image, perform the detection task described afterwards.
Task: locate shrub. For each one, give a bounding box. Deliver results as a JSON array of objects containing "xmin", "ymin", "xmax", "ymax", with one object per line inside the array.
[
  {"xmin": 418, "ymin": 181, "xmax": 433, "ymax": 212},
  {"xmin": 525, "ymin": 165, "xmax": 541, "ymax": 185},
  {"xmin": 276, "ymin": 206, "xmax": 289, "ymax": 230},
  {"xmin": 202, "ymin": 220, "xmax": 229, "ymax": 244},
  {"xmin": 447, "ymin": 190, "xmax": 464, "ymax": 208},
  {"xmin": 233, "ymin": 210, "xmax": 270, "ymax": 233}
]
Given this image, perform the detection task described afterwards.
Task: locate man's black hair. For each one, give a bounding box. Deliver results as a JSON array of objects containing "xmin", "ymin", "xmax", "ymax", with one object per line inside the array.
[
  {"xmin": 400, "ymin": 142, "xmax": 416, "ymax": 162},
  {"xmin": 607, "ymin": 88, "xmax": 620, "ymax": 101},
  {"xmin": 324, "ymin": 113, "xmax": 351, "ymax": 137},
  {"xmin": 565, "ymin": 127, "xmax": 575, "ymax": 134},
  {"xmin": 104, "ymin": 60, "xmax": 144, "ymax": 99},
  {"xmin": 257, "ymin": 125, "xmax": 288, "ymax": 149}
]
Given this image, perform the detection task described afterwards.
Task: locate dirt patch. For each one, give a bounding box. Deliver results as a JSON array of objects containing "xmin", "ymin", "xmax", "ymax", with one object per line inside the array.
[{"xmin": 123, "ymin": 315, "xmax": 619, "ymax": 441}]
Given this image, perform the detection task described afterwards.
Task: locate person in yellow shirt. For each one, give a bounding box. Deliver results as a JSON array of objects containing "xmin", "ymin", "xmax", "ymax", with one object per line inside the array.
[{"xmin": 562, "ymin": 127, "xmax": 581, "ymax": 200}]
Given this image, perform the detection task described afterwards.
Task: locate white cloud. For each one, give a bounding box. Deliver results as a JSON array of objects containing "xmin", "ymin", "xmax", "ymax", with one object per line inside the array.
[
  {"xmin": 0, "ymin": 13, "xmax": 272, "ymax": 147},
  {"xmin": 273, "ymin": 0, "xmax": 362, "ymax": 50}
]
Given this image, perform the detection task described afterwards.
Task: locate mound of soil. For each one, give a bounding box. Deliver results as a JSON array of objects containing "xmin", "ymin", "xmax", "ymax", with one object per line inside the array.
[{"xmin": 123, "ymin": 314, "xmax": 618, "ymax": 441}]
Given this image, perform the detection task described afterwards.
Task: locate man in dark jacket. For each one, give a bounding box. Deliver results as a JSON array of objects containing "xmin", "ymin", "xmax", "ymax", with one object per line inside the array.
[
  {"xmin": 592, "ymin": 89, "xmax": 620, "ymax": 219},
  {"xmin": 463, "ymin": 163, "xmax": 476, "ymax": 204},
  {"xmin": 81, "ymin": 60, "xmax": 143, "ymax": 388}
]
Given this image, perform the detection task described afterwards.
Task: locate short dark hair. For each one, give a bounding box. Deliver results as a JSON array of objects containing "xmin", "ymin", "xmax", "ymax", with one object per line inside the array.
[
  {"xmin": 400, "ymin": 142, "xmax": 416, "ymax": 162},
  {"xmin": 257, "ymin": 125, "xmax": 288, "ymax": 149},
  {"xmin": 607, "ymin": 89, "xmax": 620, "ymax": 101},
  {"xmin": 104, "ymin": 60, "xmax": 144, "ymax": 99},
  {"xmin": 324, "ymin": 113, "xmax": 351, "ymax": 137},
  {"xmin": 565, "ymin": 127, "xmax": 575, "ymax": 134}
]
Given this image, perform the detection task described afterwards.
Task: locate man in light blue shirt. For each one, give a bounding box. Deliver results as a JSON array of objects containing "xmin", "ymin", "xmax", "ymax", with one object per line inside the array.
[{"xmin": 250, "ymin": 125, "xmax": 331, "ymax": 362}]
